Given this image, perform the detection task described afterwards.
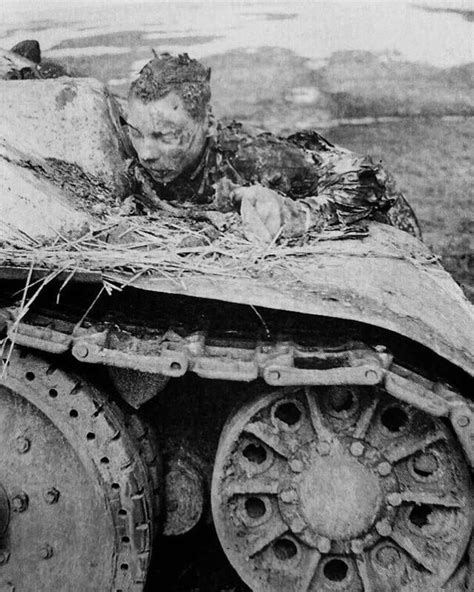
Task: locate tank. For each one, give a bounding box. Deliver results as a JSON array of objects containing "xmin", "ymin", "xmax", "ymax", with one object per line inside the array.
[{"xmin": 0, "ymin": 77, "xmax": 472, "ymax": 592}]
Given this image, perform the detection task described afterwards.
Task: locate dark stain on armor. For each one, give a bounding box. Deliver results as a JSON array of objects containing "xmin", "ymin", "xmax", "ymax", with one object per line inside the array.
[{"xmin": 55, "ymin": 83, "xmax": 78, "ymax": 110}]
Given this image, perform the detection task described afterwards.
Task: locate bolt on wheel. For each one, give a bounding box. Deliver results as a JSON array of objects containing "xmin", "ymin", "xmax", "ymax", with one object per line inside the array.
[
  {"xmin": 211, "ymin": 384, "xmax": 472, "ymax": 591},
  {"xmin": 0, "ymin": 348, "xmax": 159, "ymax": 591}
]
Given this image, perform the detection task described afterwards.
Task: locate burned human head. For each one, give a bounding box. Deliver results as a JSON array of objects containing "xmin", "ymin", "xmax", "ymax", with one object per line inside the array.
[
  {"xmin": 127, "ymin": 53, "xmax": 212, "ymax": 184},
  {"xmin": 129, "ymin": 52, "xmax": 211, "ymax": 119}
]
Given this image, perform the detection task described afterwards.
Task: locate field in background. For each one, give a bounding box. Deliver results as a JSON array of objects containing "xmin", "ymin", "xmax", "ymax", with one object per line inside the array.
[{"xmin": 326, "ymin": 118, "xmax": 473, "ymax": 300}]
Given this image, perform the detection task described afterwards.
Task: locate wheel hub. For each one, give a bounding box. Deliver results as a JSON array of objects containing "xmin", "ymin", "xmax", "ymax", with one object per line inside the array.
[
  {"xmin": 279, "ymin": 439, "xmax": 386, "ymax": 543},
  {"xmin": 212, "ymin": 385, "xmax": 473, "ymax": 592}
]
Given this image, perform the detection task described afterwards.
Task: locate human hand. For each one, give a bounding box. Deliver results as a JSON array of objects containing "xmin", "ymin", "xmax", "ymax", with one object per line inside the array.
[{"xmin": 232, "ymin": 185, "xmax": 285, "ymax": 244}]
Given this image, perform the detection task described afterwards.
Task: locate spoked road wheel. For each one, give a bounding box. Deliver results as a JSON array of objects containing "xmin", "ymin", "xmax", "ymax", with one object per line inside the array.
[
  {"xmin": 0, "ymin": 348, "xmax": 159, "ymax": 591},
  {"xmin": 212, "ymin": 384, "xmax": 473, "ymax": 592}
]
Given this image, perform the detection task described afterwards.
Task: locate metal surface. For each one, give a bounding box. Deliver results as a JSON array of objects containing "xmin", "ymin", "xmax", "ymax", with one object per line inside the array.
[
  {"xmin": 109, "ymin": 367, "xmax": 170, "ymax": 409},
  {"xmin": 103, "ymin": 223, "xmax": 474, "ymax": 377},
  {"xmin": 1, "ymin": 225, "xmax": 473, "ymax": 377},
  {"xmin": 7, "ymin": 314, "xmax": 392, "ymax": 388},
  {"xmin": 450, "ymin": 404, "xmax": 474, "ymax": 468},
  {"xmin": 163, "ymin": 453, "xmax": 205, "ymax": 536},
  {"xmin": 385, "ymin": 365, "xmax": 474, "ymax": 467},
  {"xmin": 0, "ymin": 71, "xmax": 472, "ymax": 592},
  {"xmin": 0, "ymin": 74, "xmax": 472, "ymax": 377},
  {"xmin": 0, "ymin": 348, "xmax": 159, "ymax": 591},
  {"xmin": 0, "ymin": 78, "xmax": 129, "ymax": 193},
  {"xmin": 212, "ymin": 383, "xmax": 473, "ymax": 591},
  {"xmin": 7, "ymin": 305, "xmax": 473, "ymax": 461}
]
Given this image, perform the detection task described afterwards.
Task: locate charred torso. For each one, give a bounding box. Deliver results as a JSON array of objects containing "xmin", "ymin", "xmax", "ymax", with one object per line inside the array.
[{"xmin": 130, "ymin": 122, "xmax": 421, "ymax": 238}]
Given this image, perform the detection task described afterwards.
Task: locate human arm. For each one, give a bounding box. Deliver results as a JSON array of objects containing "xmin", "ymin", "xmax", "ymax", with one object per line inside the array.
[
  {"xmin": 216, "ymin": 181, "xmax": 335, "ymax": 244},
  {"xmin": 288, "ymin": 130, "xmax": 421, "ymax": 238},
  {"xmin": 213, "ymin": 126, "xmax": 417, "ymax": 243}
]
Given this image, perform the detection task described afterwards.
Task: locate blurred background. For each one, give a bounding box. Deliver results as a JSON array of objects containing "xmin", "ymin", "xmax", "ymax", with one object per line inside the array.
[{"xmin": 1, "ymin": 0, "xmax": 472, "ymax": 298}]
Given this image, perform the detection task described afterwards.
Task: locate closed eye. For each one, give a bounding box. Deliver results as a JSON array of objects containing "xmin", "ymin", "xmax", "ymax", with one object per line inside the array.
[
  {"xmin": 129, "ymin": 127, "xmax": 143, "ymax": 139},
  {"xmin": 123, "ymin": 121, "xmax": 143, "ymax": 138},
  {"xmin": 152, "ymin": 131, "xmax": 181, "ymax": 143}
]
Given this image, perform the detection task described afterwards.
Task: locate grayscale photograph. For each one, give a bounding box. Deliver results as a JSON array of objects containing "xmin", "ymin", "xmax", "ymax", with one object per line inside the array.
[{"xmin": 0, "ymin": 0, "xmax": 472, "ymax": 590}]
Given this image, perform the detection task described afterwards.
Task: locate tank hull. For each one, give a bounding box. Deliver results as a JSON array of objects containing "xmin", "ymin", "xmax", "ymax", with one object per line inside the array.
[
  {"xmin": 106, "ymin": 223, "xmax": 473, "ymax": 377},
  {"xmin": 0, "ymin": 75, "xmax": 472, "ymax": 592}
]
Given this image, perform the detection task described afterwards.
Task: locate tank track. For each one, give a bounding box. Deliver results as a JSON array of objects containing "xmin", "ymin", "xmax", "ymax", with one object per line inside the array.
[
  {"xmin": 3, "ymin": 306, "xmax": 473, "ymax": 465},
  {"xmin": 0, "ymin": 304, "xmax": 472, "ymax": 591}
]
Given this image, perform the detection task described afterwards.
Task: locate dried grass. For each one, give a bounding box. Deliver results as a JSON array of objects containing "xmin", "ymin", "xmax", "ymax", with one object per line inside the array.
[
  {"xmin": 0, "ymin": 213, "xmax": 273, "ymax": 373},
  {"xmin": 0, "ymin": 213, "xmax": 435, "ymax": 292},
  {"xmin": 0, "ymin": 212, "xmax": 442, "ymax": 376},
  {"xmin": 0, "ymin": 214, "xmax": 316, "ymax": 283},
  {"xmin": 0, "ymin": 259, "xmax": 73, "ymax": 376}
]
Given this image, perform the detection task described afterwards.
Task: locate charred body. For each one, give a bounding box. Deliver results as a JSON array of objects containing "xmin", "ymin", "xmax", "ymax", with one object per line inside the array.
[
  {"xmin": 0, "ymin": 51, "xmax": 472, "ymax": 592},
  {"xmin": 124, "ymin": 53, "xmax": 422, "ymax": 242}
]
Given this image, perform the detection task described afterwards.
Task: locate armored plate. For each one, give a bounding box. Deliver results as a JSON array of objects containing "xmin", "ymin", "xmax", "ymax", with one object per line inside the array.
[
  {"xmin": 106, "ymin": 223, "xmax": 473, "ymax": 377},
  {"xmin": 0, "ymin": 139, "xmax": 91, "ymax": 241},
  {"xmin": 0, "ymin": 77, "xmax": 471, "ymax": 378},
  {"xmin": 0, "ymin": 77, "xmax": 130, "ymax": 241},
  {"xmin": 0, "ymin": 78, "xmax": 129, "ymax": 195},
  {"xmin": 1, "ymin": 222, "xmax": 473, "ymax": 378}
]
